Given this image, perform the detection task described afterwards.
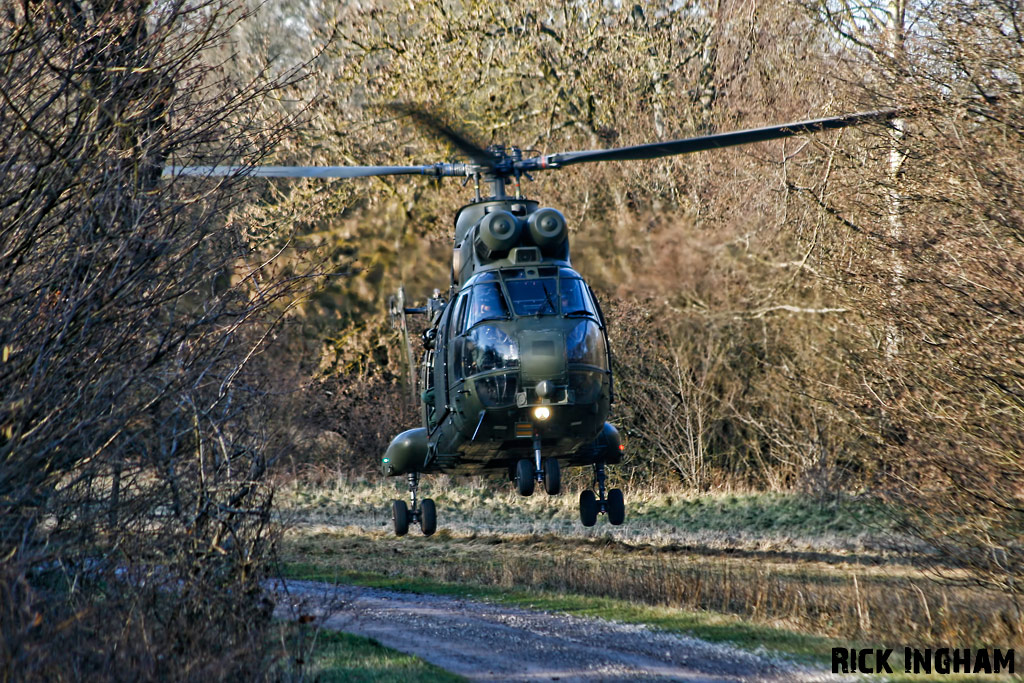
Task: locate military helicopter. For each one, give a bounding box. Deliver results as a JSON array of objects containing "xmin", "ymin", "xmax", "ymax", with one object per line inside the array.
[{"xmin": 166, "ymin": 105, "xmax": 899, "ymax": 536}]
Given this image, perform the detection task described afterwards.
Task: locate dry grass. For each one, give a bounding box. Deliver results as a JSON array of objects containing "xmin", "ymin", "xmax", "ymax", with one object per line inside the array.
[
  {"xmin": 279, "ymin": 480, "xmax": 1022, "ymax": 653},
  {"xmin": 277, "ymin": 474, "xmax": 899, "ymax": 553}
]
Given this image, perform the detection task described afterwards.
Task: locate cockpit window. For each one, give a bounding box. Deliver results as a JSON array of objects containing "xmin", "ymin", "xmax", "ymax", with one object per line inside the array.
[
  {"xmin": 506, "ymin": 278, "xmax": 559, "ymax": 316},
  {"xmin": 466, "ymin": 271, "xmax": 500, "ymax": 284},
  {"xmin": 449, "ymin": 291, "xmax": 469, "ymax": 337},
  {"xmin": 559, "ymin": 278, "xmax": 598, "ymax": 318},
  {"xmin": 567, "ymin": 319, "xmax": 608, "ymax": 369},
  {"xmin": 465, "ymin": 283, "xmax": 510, "ymax": 329},
  {"xmin": 460, "ymin": 325, "xmax": 519, "ymax": 377}
]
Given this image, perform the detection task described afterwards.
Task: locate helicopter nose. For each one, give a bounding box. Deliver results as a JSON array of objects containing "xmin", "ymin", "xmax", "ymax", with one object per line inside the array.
[
  {"xmin": 519, "ymin": 332, "xmax": 566, "ymax": 382},
  {"xmin": 535, "ymin": 380, "xmax": 555, "ymax": 398}
]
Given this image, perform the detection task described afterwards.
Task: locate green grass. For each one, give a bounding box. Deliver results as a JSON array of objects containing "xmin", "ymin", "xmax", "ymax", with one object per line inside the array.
[{"xmin": 299, "ymin": 630, "xmax": 464, "ymax": 682}]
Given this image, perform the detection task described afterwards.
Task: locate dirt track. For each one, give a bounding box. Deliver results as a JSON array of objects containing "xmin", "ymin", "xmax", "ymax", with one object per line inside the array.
[{"xmin": 274, "ymin": 579, "xmax": 842, "ymax": 682}]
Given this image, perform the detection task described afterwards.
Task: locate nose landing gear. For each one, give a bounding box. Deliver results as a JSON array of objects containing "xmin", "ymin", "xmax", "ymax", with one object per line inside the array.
[
  {"xmin": 579, "ymin": 462, "xmax": 625, "ymax": 527},
  {"xmin": 392, "ymin": 472, "xmax": 436, "ymax": 536},
  {"xmin": 513, "ymin": 435, "xmax": 562, "ymax": 496}
]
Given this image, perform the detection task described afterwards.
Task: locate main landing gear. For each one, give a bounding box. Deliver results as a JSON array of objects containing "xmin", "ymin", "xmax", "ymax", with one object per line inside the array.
[
  {"xmin": 579, "ymin": 462, "xmax": 624, "ymax": 527},
  {"xmin": 513, "ymin": 436, "xmax": 561, "ymax": 497},
  {"xmin": 392, "ymin": 472, "xmax": 436, "ymax": 537}
]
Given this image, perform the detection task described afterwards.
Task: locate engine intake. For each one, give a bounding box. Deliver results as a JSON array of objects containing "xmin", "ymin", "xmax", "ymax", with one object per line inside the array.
[
  {"xmin": 478, "ymin": 210, "xmax": 522, "ymax": 256},
  {"xmin": 527, "ymin": 208, "xmax": 567, "ymax": 248}
]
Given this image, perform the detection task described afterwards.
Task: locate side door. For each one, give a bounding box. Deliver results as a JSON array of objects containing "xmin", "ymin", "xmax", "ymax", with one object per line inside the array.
[
  {"xmin": 586, "ymin": 282, "xmax": 614, "ymax": 404},
  {"xmin": 421, "ymin": 348, "xmax": 436, "ymax": 429},
  {"xmin": 441, "ymin": 289, "xmax": 469, "ymax": 413}
]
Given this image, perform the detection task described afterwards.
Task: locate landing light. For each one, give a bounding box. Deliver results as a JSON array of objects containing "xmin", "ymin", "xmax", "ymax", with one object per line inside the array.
[{"xmin": 533, "ymin": 406, "xmax": 551, "ymax": 421}]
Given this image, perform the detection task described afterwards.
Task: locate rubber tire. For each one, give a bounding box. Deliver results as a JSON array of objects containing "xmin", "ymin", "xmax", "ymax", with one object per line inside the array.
[
  {"xmin": 543, "ymin": 458, "xmax": 561, "ymax": 495},
  {"xmin": 607, "ymin": 488, "xmax": 625, "ymax": 526},
  {"xmin": 420, "ymin": 498, "xmax": 437, "ymax": 536},
  {"xmin": 392, "ymin": 499, "xmax": 409, "ymax": 537},
  {"xmin": 515, "ymin": 458, "xmax": 535, "ymax": 496},
  {"xmin": 579, "ymin": 490, "xmax": 598, "ymax": 527}
]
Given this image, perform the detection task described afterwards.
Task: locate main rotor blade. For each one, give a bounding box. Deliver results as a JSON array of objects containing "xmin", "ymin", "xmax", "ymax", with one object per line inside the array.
[
  {"xmin": 162, "ymin": 164, "xmax": 470, "ymax": 179},
  {"xmin": 521, "ymin": 109, "xmax": 900, "ymax": 171},
  {"xmin": 387, "ymin": 103, "xmax": 497, "ymax": 169}
]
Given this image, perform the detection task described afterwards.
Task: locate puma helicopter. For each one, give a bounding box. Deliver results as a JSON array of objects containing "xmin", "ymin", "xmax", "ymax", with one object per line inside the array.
[{"xmin": 166, "ymin": 106, "xmax": 899, "ymax": 536}]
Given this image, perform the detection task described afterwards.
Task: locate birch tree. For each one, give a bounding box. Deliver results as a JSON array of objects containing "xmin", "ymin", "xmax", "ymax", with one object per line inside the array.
[{"xmin": 805, "ymin": 0, "xmax": 1024, "ymax": 595}]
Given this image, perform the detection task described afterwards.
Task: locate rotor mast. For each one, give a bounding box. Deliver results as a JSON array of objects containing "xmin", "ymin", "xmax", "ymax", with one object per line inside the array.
[{"xmin": 475, "ymin": 145, "xmax": 526, "ymax": 201}]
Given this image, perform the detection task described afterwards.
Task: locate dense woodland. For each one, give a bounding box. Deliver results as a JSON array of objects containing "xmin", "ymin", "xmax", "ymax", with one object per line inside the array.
[{"xmin": 2, "ymin": 0, "xmax": 1022, "ymax": 678}]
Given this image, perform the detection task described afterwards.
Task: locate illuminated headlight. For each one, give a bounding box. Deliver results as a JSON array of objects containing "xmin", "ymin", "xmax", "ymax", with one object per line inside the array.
[{"xmin": 533, "ymin": 406, "xmax": 551, "ymax": 421}]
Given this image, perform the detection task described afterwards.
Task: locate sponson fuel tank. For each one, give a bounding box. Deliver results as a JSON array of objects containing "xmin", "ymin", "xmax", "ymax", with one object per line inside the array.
[{"xmin": 382, "ymin": 427, "xmax": 428, "ymax": 476}]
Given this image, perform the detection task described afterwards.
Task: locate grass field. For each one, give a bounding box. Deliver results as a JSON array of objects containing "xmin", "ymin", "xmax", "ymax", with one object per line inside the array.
[
  {"xmin": 278, "ymin": 478, "xmax": 1022, "ymax": 675},
  {"xmin": 272, "ymin": 625, "xmax": 464, "ymax": 682},
  {"xmin": 278, "ymin": 474, "xmax": 901, "ymax": 550}
]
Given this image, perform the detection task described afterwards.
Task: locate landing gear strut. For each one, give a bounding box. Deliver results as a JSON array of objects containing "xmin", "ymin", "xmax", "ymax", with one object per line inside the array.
[
  {"xmin": 515, "ymin": 436, "xmax": 561, "ymax": 496},
  {"xmin": 579, "ymin": 462, "xmax": 625, "ymax": 526},
  {"xmin": 392, "ymin": 472, "xmax": 436, "ymax": 536}
]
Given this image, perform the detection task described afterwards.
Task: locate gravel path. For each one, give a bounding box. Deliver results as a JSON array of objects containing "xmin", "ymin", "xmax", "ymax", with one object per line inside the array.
[{"xmin": 272, "ymin": 579, "xmax": 842, "ymax": 682}]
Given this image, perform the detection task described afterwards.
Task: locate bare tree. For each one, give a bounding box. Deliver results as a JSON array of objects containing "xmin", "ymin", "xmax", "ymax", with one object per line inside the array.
[
  {"xmin": 0, "ymin": 0, "xmax": 312, "ymax": 677},
  {"xmin": 802, "ymin": 0, "xmax": 1024, "ymax": 595}
]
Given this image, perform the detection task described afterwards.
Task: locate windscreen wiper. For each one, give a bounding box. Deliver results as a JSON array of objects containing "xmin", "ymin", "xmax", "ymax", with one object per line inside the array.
[{"xmin": 539, "ymin": 284, "xmax": 558, "ymax": 316}]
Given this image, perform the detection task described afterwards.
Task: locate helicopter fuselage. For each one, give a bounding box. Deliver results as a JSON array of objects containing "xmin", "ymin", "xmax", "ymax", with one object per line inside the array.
[{"xmin": 383, "ymin": 197, "xmax": 622, "ymax": 479}]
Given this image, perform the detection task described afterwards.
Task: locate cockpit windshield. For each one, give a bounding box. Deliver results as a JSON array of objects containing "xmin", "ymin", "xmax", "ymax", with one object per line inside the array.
[
  {"xmin": 501, "ymin": 269, "xmax": 599, "ymax": 319},
  {"xmin": 505, "ymin": 278, "xmax": 559, "ymax": 316}
]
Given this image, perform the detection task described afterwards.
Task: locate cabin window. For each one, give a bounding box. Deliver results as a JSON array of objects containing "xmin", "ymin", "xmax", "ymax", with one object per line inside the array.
[
  {"xmin": 505, "ymin": 278, "xmax": 559, "ymax": 316},
  {"xmin": 422, "ymin": 350, "xmax": 438, "ymax": 427},
  {"xmin": 423, "ymin": 350, "xmax": 435, "ymax": 390}
]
